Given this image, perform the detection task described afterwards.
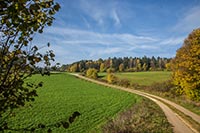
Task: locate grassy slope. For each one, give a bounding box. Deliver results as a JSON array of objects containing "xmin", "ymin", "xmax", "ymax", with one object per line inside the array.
[
  {"xmin": 7, "ymin": 73, "xmax": 141, "ymax": 132},
  {"xmin": 103, "ymin": 71, "xmax": 200, "ymax": 115},
  {"xmin": 99, "ymin": 71, "xmax": 171, "ymax": 86},
  {"xmin": 103, "ymin": 98, "xmax": 172, "ymax": 133},
  {"xmin": 115, "ymin": 71, "xmax": 172, "ymax": 86}
]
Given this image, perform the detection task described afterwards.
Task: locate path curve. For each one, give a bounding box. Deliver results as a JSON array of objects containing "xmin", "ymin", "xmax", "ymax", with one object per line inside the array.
[{"xmin": 70, "ymin": 73, "xmax": 200, "ymax": 133}]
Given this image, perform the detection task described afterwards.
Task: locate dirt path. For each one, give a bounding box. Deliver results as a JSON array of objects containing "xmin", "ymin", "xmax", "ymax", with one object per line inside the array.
[{"xmin": 71, "ymin": 73, "xmax": 200, "ymax": 133}]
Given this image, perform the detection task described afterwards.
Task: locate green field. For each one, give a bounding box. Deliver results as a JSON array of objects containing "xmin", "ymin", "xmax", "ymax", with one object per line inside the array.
[
  {"xmin": 7, "ymin": 73, "xmax": 141, "ymax": 132},
  {"xmin": 100, "ymin": 71, "xmax": 172, "ymax": 86}
]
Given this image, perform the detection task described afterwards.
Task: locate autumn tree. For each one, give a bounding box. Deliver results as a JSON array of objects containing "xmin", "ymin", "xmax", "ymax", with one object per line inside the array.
[
  {"xmin": 142, "ymin": 63, "xmax": 148, "ymax": 71},
  {"xmin": 150, "ymin": 56, "xmax": 156, "ymax": 71},
  {"xmin": 171, "ymin": 28, "xmax": 200, "ymax": 100},
  {"xmin": 86, "ymin": 68, "xmax": 98, "ymax": 79},
  {"xmin": 119, "ymin": 63, "xmax": 124, "ymax": 72},
  {"xmin": 78, "ymin": 61, "xmax": 85, "ymax": 72},
  {"xmin": 107, "ymin": 73, "xmax": 118, "ymax": 84},
  {"xmin": 0, "ymin": 0, "xmax": 66, "ymax": 131},
  {"xmin": 100, "ymin": 63, "xmax": 105, "ymax": 72},
  {"xmin": 136, "ymin": 59, "xmax": 142, "ymax": 71},
  {"xmin": 106, "ymin": 68, "xmax": 115, "ymax": 73},
  {"xmin": 70, "ymin": 63, "xmax": 79, "ymax": 72},
  {"xmin": 165, "ymin": 63, "xmax": 171, "ymax": 71},
  {"xmin": 65, "ymin": 57, "xmax": 171, "ymax": 72}
]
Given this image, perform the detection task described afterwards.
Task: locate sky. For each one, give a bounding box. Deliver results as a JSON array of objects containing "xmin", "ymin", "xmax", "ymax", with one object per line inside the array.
[{"xmin": 33, "ymin": 0, "xmax": 200, "ymax": 65}]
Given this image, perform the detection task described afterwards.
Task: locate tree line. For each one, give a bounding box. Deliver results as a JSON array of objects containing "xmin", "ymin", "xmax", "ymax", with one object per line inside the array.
[{"xmin": 61, "ymin": 56, "xmax": 172, "ymax": 72}]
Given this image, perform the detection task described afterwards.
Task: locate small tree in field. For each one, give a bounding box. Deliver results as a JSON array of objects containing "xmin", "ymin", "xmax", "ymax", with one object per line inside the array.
[
  {"xmin": 86, "ymin": 68, "xmax": 98, "ymax": 79},
  {"xmin": 171, "ymin": 28, "xmax": 200, "ymax": 101},
  {"xmin": 0, "ymin": 0, "xmax": 61, "ymax": 131},
  {"xmin": 119, "ymin": 63, "xmax": 124, "ymax": 72},
  {"xmin": 100, "ymin": 63, "xmax": 105, "ymax": 72},
  {"xmin": 107, "ymin": 73, "xmax": 118, "ymax": 84}
]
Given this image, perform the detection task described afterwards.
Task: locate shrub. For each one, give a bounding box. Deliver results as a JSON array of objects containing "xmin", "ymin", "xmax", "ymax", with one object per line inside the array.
[
  {"xmin": 106, "ymin": 68, "xmax": 115, "ymax": 73},
  {"xmin": 117, "ymin": 79, "xmax": 130, "ymax": 88},
  {"xmin": 130, "ymin": 83, "xmax": 142, "ymax": 89},
  {"xmin": 149, "ymin": 80, "xmax": 175, "ymax": 92},
  {"xmin": 107, "ymin": 73, "xmax": 118, "ymax": 84},
  {"xmin": 86, "ymin": 68, "xmax": 98, "ymax": 79}
]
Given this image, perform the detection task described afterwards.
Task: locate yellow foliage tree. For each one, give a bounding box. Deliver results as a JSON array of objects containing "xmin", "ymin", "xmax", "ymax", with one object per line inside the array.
[
  {"xmin": 165, "ymin": 63, "xmax": 171, "ymax": 71},
  {"xmin": 100, "ymin": 63, "xmax": 105, "ymax": 72},
  {"xmin": 70, "ymin": 64, "xmax": 79, "ymax": 72},
  {"xmin": 107, "ymin": 73, "xmax": 118, "ymax": 84},
  {"xmin": 171, "ymin": 28, "xmax": 200, "ymax": 100},
  {"xmin": 86, "ymin": 68, "xmax": 98, "ymax": 79}
]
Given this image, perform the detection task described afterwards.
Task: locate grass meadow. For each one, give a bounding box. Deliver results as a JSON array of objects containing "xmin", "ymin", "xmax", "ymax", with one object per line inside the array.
[
  {"xmin": 100, "ymin": 71, "xmax": 172, "ymax": 86},
  {"xmin": 101, "ymin": 71, "xmax": 200, "ymax": 116},
  {"xmin": 7, "ymin": 73, "xmax": 141, "ymax": 132}
]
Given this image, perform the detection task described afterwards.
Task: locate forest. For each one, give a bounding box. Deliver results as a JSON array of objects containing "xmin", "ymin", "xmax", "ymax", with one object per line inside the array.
[{"xmin": 60, "ymin": 56, "xmax": 172, "ymax": 72}]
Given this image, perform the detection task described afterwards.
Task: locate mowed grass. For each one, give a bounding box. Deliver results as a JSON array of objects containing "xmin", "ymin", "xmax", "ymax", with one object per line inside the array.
[
  {"xmin": 115, "ymin": 71, "xmax": 172, "ymax": 85},
  {"xmin": 7, "ymin": 73, "xmax": 141, "ymax": 132},
  {"xmin": 100, "ymin": 71, "xmax": 172, "ymax": 86}
]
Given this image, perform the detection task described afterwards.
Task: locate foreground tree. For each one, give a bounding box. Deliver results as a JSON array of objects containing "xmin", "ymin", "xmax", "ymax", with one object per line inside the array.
[
  {"xmin": 171, "ymin": 28, "xmax": 200, "ymax": 100},
  {"xmin": 0, "ymin": 0, "xmax": 61, "ymax": 131}
]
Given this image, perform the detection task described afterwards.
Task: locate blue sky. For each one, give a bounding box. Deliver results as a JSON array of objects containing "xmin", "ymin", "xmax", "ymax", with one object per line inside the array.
[{"xmin": 34, "ymin": 0, "xmax": 200, "ymax": 65}]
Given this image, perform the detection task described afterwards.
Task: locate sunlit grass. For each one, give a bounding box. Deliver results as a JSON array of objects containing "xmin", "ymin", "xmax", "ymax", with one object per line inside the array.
[
  {"xmin": 7, "ymin": 73, "xmax": 141, "ymax": 132},
  {"xmin": 99, "ymin": 71, "xmax": 172, "ymax": 86}
]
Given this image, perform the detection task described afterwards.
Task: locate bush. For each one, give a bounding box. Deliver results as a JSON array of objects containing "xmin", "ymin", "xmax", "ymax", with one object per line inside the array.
[
  {"xmin": 148, "ymin": 80, "xmax": 175, "ymax": 92},
  {"xmin": 117, "ymin": 79, "xmax": 130, "ymax": 88},
  {"xmin": 106, "ymin": 68, "xmax": 115, "ymax": 73},
  {"xmin": 130, "ymin": 83, "xmax": 142, "ymax": 89},
  {"xmin": 86, "ymin": 68, "xmax": 98, "ymax": 79},
  {"xmin": 107, "ymin": 73, "xmax": 118, "ymax": 84}
]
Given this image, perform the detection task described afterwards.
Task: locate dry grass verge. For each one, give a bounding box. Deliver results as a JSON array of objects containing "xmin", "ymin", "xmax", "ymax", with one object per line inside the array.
[{"xmin": 102, "ymin": 98, "xmax": 173, "ymax": 133}]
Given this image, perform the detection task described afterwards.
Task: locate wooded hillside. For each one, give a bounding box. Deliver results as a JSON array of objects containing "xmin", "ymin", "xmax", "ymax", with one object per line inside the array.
[{"xmin": 60, "ymin": 56, "xmax": 172, "ymax": 72}]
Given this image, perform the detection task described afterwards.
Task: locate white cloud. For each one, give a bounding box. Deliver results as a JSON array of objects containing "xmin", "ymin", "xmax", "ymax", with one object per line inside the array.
[
  {"xmin": 37, "ymin": 26, "xmax": 186, "ymax": 64},
  {"xmin": 112, "ymin": 10, "xmax": 121, "ymax": 26},
  {"xmin": 139, "ymin": 45, "xmax": 158, "ymax": 49},
  {"xmin": 79, "ymin": 0, "xmax": 122, "ymax": 27},
  {"xmin": 173, "ymin": 6, "xmax": 200, "ymax": 33},
  {"xmin": 79, "ymin": 0, "xmax": 106, "ymax": 25},
  {"xmin": 45, "ymin": 27, "xmax": 157, "ymax": 47},
  {"xmin": 160, "ymin": 36, "xmax": 185, "ymax": 45},
  {"xmin": 89, "ymin": 47, "xmax": 122, "ymax": 57},
  {"xmin": 81, "ymin": 16, "xmax": 91, "ymax": 28},
  {"xmin": 33, "ymin": 1, "xmax": 200, "ymax": 64},
  {"xmin": 41, "ymin": 27, "xmax": 161, "ymax": 63}
]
